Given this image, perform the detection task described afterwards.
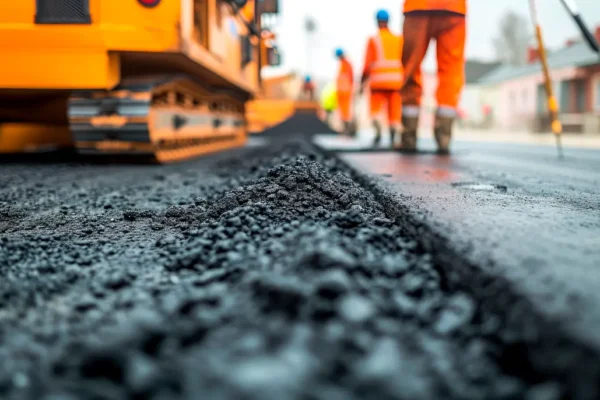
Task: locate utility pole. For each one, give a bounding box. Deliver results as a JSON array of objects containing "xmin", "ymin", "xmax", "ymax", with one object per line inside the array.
[{"xmin": 304, "ymin": 16, "xmax": 316, "ymax": 77}]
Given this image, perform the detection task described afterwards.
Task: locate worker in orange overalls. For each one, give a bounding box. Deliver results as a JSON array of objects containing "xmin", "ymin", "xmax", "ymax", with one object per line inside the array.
[
  {"xmin": 302, "ymin": 75, "xmax": 315, "ymax": 101},
  {"xmin": 335, "ymin": 48, "xmax": 354, "ymax": 135},
  {"xmin": 400, "ymin": 0, "xmax": 466, "ymax": 153},
  {"xmin": 360, "ymin": 9, "xmax": 403, "ymax": 147}
]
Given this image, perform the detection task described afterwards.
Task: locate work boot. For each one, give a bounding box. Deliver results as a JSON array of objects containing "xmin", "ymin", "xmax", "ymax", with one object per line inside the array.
[
  {"xmin": 348, "ymin": 120, "xmax": 358, "ymax": 137},
  {"xmin": 372, "ymin": 120, "xmax": 382, "ymax": 147},
  {"xmin": 434, "ymin": 115, "xmax": 454, "ymax": 154},
  {"xmin": 400, "ymin": 116, "xmax": 418, "ymax": 151},
  {"xmin": 345, "ymin": 121, "xmax": 354, "ymax": 136},
  {"xmin": 341, "ymin": 121, "xmax": 349, "ymax": 136},
  {"xmin": 390, "ymin": 127, "xmax": 398, "ymax": 149}
]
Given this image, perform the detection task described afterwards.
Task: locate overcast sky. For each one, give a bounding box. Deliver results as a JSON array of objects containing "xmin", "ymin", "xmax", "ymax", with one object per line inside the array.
[{"xmin": 263, "ymin": 0, "xmax": 600, "ymax": 80}]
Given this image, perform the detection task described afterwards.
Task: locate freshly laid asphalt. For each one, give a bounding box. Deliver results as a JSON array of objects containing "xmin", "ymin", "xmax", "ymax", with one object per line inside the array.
[
  {"xmin": 335, "ymin": 138, "xmax": 600, "ymax": 350},
  {"xmin": 0, "ymin": 125, "xmax": 599, "ymax": 399}
]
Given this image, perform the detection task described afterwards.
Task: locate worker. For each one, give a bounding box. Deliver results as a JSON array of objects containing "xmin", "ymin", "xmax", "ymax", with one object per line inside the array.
[
  {"xmin": 320, "ymin": 82, "xmax": 337, "ymax": 124},
  {"xmin": 334, "ymin": 48, "xmax": 354, "ymax": 135},
  {"xmin": 302, "ymin": 75, "xmax": 315, "ymax": 101},
  {"xmin": 400, "ymin": 0, "xmax": 466, "ymax": 153},
  {"xmin": 360, "ymin": 9, "xmax": 404, "ymax": 147}
]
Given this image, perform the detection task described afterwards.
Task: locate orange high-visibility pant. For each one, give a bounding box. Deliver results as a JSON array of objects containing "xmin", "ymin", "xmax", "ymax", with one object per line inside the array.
[
  {"xmin": 401, "ymin": 14, "xmax": 466, "ymax": 117},
  {"xmin": 370, "ymin": 90, "xmax": 401, "ymax": 125},
  {"xmin": 337, "ymin": 91, "xmax": 352, "ymax": 122},
  {"xmin": 403, "ymin": 0, "xmax": 466, "ymax": 15}
]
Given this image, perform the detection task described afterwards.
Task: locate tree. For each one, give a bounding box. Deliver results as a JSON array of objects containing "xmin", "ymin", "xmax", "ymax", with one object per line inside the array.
[{"xmin": 492, "ymin": 11, "xmax": 531, "ymax": 66}]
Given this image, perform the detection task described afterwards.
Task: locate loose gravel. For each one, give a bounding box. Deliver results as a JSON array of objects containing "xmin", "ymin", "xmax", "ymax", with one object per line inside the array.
[{"xmin": 0, "ymin": 138, "xmax": 599, "ymax": 399}]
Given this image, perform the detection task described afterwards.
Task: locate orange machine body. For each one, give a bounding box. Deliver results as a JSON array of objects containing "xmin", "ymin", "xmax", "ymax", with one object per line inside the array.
[
  {"xmin": 0, "ymin": 1, "xmax": 259, "ymax": 92},
  {"xmin": 0, "ymin": 0, "xmax": 278, "ymax": 161}
]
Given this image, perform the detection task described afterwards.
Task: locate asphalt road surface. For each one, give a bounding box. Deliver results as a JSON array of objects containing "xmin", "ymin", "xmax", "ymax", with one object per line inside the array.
[
  {"xmin": 335, "ymin": 138, "xmax": 600, "ymax": 349},
  {"xmin": 0, "ymin": 130, "xmax": 599, "ymax": 400}
]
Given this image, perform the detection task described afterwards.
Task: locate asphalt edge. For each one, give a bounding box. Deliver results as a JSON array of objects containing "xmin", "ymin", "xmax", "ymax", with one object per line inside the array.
[{"xmin": 313, "ymin": 143, "xmax": 600, "ymax": 397}]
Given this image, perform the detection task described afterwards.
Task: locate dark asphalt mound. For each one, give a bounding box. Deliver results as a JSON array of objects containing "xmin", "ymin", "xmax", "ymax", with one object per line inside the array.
[
  {"xmin": 0, "ymin": 140, "xmax": 599, "ymax": 399},
  {"xmin": 258, "ymin": 110, "xmax": 337, "ymax": 138}
]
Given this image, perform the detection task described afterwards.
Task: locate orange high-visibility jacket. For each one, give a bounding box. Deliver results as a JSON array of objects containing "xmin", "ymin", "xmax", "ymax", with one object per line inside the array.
[
  {"xmin": 336, "ymin": 58, "xmax": 354, "ymax": 93},
  {"xmin": 362, "ymin": 28, "xmax": 403, "ymax": 90},
  {"xmin": 403, "ymin": 0, "xmax": 466, "ymax": 15},
  {"xmin": 241, "ymin": 0, "xmax": 255, "ymax": 22}
]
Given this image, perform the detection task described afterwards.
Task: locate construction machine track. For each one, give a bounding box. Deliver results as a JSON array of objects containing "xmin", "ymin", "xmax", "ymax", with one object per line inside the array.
[{"xmin": 68, "ymin": 75, "xmax": 247, "ymax": 163}]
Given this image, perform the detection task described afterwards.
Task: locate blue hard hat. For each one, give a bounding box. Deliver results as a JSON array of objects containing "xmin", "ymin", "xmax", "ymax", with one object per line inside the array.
[
  {"xmin": 376, "ymin": 9, "xmax": 389, "ymax": 22},
  {"xmin": 304, "ymin": 76, "xmax": 311, "ymax": 82},
  {"xmin": 335, "ymin": 48, "xmax": 343, "ymax": 57}
]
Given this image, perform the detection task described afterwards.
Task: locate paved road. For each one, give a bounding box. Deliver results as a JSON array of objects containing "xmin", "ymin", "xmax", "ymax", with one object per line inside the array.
[
  {"xmin": 1, "ymin": 131, "xmax": 600, "ymax": 398},
  {"xmin": 322, "ymin": 137, "xmax": 600, "ymax": 350}
]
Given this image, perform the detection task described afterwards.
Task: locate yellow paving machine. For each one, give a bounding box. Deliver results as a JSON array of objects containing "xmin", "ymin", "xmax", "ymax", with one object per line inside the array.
[{"xmin": 0, "ymin": 0, "xmax": 284, "ymax": 162}]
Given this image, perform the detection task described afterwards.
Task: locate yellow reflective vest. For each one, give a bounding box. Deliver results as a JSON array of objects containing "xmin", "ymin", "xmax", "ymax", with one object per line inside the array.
[{"xmin": 320, "ymin": 82, "xmax": 337, "ymax": 111}]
